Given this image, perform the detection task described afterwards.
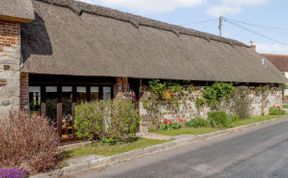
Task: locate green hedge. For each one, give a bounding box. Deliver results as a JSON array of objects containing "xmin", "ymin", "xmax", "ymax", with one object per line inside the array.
[{"xmin": 75, "ymin": 99, "xmax": 140, "ymax": 144}]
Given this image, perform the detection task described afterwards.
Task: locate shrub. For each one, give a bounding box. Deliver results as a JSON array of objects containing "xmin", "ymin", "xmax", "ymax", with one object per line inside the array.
[
  {"xmin": 0, "ymin": 168, "xmax": 28, "ymax": 178},
  {"xmin": 185, "ymin": 117, "xmax": 208, "ymax": 128},
  {"xmin": 232, "ymin": 87, "xmax": 251, "ymax": 119},
  {"xmin": 208, "ymin": 111, "xmax": 232, "ymax": 128},
  {"xmin": 108, "ymin": 99, "xmax": 141, "ymax": 143},
  {"xmin": 75, "ymin": 101, "xmax": 109, "ymax": 141},
  {"xmin": 203, "ymin": 82, "xmax": 235, "ymax": 110},
  {"xmin": 75, "ymin": 99, "xmax": 140, "ymax": 144},
  {"xmin": 0, "ymin": 112, "xmax": 60, "ymax": 173},
  {"xmin": 269, "ymin": 105, "xmax": 285, "ymax": 115}
]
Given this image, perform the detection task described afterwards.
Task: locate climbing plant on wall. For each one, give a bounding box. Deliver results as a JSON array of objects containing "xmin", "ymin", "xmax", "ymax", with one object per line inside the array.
[
  {"xmin": 202, "ymin": 82, "xmax": 235, "ymax": 111},
  {"xmin": 143, "ymin": 80, "xmax": 184, "ymax": 130}
]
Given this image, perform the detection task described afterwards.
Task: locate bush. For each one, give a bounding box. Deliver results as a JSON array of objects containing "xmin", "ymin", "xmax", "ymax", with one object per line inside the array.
[
  {"xmin": 269, "ymin": 105, "xmax": 285, "ymax": 115},
  {"xmin": 75, "ymin": 99, "xmax": 140, "ymax": 144},
  {"xmin": 185, "ymin": 117, "xmax": 209, "ymax": 128},
  {"xmin": 75, "ymin": 101, "xmax": 108, "ymax": 141},
  {"xmin": 0, "ymin": 112, "xmax": 60, "ymax": 173},
  {"xmin": 0, "ymin": 168, "xmax": 28, "ymax": 178},
  {"xmin": 108, "ymin": 99, "xmax": 141, "ymax": 143},
  {"xmin": 208, "ymin": 111, "xmax": 232, "ymax": 128},
  {"xmin": 203, "ymin": 82, "xmax": 235, "ymax": 110}
]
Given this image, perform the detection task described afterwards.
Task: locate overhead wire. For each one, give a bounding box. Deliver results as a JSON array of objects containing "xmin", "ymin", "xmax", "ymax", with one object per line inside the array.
[
  {"xmin": 226, "ymin": 18, "xmax": 288, "ymax": 35},
  {"xmin": 223, "ymin": 17, "xmax": 288, "ymax": 46}
]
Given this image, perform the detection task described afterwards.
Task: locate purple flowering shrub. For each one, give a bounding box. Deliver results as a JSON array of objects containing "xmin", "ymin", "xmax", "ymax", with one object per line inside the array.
[{"xmin": 0, "ymin": 168, "xmax": 28, "ymax": 178}]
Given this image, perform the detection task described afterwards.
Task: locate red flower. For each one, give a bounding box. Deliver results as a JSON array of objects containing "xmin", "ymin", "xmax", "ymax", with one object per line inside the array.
[{"xmin": 163, "ymin": 118, "xmax": 168, "ymax": 125}]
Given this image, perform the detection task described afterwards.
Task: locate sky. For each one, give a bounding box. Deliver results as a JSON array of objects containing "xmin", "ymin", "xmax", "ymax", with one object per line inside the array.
[{"xmin": 79, "ymin": 0, "xmax": 288, "ymax": 54}]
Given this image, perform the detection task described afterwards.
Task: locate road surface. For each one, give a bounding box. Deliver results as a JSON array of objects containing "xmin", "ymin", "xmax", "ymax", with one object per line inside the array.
[{"xmin": 76, "ymin": 119, "xmax": 288, "ymax": 178}]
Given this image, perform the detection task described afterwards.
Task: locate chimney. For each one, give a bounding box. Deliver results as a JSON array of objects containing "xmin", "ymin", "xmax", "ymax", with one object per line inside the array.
[{"xmin": 249, "ymin": 41, "xmax": 256, "ymax": 50}]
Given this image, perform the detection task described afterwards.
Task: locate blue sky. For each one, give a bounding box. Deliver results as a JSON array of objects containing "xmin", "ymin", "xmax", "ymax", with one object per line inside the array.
[{"xmin": 80, "ymin": 0, "xmax": 288, "ymax": 54}]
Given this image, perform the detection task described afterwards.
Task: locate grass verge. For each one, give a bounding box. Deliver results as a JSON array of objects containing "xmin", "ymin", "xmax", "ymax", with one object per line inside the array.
[
  {"xmin": 156, "ymin": 114, "xmax": 285, "ymax": 136},
  {"xmin": 231, "ymin": 114, "xmax": 284, "ymax": 127},
  {"xmin": 63, "ymin": 138, "xmax": 167, "ymax": 159},
  {"xmin": 155, "ymin": 127, "xmax": 220, "ymax": 136}
]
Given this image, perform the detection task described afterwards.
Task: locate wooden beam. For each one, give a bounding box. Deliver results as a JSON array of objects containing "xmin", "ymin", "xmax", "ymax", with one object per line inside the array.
[
  {"xmin": 72, "ymin": 102, "xmax": 76, "ymax": 138},
  {"xmin": 40, "ymin": 102, "xmax": 46, "ymax": 118},
  {"xmin": 57, "ymin": 103, "xmax": 62, "ymax": 138}
]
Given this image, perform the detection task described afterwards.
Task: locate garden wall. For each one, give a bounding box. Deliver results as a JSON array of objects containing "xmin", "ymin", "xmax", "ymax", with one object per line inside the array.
[{"xmin": 139, "ymin": 86, "xmax": 282, "ymax": 133}]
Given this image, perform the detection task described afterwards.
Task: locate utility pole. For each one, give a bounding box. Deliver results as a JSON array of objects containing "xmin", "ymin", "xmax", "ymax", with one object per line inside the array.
[{"xmin": 218, "ymin": 16, "xmax": 223, "ymax": 37}]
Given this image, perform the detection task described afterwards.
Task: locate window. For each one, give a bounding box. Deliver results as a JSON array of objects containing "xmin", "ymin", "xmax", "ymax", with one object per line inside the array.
[
  {"xmin": 62, "ymin": 86, "xmax": 73, "ymax": 139},
  {"xmin": 29, "ymin": 86, "xmax": 41, "ymax": 113},
  {"xmin": 103, "ymin": 87, "xmax": 112, "ymax": 100},
  {"xmin": 76, "ymin": 86, "xmax": 87, "ymax": 103},
  {"xmin": 46, "ymin": 86, "xmax": 58, "ymax": 124},
  {"xmin": 90, "ymin": 86, "xmax": 100, "ymax": 101}
]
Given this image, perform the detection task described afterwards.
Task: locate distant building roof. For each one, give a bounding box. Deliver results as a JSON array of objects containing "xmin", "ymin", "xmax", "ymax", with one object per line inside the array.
[
  {"xmin": 0, "ymin": 0, "xmax": 34, "ymax": 23},
  {"xmin": 262, "ymin": 54, "xmax": 288, "ymax": 72}
]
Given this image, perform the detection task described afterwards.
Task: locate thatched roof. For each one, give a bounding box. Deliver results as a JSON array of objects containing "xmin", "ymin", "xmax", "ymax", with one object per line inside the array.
[
  {"xmin": 0, "ymin": 0, "xmax": 34, "ymax": 23},
  {"xmin": 262, "ymin": 54, "xmax": 288, "ymax": 72},
  {"xmin": 21, "ymin": 0, "xmax": 287, "ymax": 84}
]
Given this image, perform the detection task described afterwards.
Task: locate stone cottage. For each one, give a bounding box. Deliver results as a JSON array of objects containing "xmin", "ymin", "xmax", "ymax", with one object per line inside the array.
[{"xmin": 0, "ymin": 0, "xmax": 287, "ymax": 140}]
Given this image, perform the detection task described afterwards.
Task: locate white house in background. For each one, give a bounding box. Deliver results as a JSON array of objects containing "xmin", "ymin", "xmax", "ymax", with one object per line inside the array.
[{"xmin": 262, "ymin": 54, "xmax": 288, "ymax": 98}]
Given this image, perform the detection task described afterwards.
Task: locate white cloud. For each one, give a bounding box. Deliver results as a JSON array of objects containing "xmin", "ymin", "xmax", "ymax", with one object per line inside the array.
[
  {"xmin": 207, "ymin": 0, "xmax": 269, "ymax": 17},
  {"xmin": 78, "ymin": 0, "xmax": 203, "ymax": 13},
  {"xmin": 256, "ymin": 43, "xmax": 288, "ymax": 54},
  {"xmin": 78, "ymin": 0, "xmax": 95, "ymax": 4},
  {"xmin": 207, "ymin": 5, "xmax": 241, "ymax": 17}
]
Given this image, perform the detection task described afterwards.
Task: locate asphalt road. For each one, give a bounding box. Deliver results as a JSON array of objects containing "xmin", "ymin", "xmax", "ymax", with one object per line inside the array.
[{"xmin": 76, "ymin": 119, "xmax": 288, "ymax": 178}]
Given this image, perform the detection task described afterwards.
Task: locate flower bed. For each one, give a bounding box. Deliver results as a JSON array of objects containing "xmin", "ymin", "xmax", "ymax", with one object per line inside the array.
[{"xmin": 160, "ymin": 117, "xmax": 185, "ymax": 131}]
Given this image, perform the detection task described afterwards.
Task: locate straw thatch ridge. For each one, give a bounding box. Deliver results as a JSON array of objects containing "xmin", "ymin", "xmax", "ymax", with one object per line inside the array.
[
  {"xmin": 0, "ymin": 0, "xmax": 34, "ymax": 23},
  {"xmin": 35, "ymin": 0, "xmax": 246, "ymax": 47},
  {"xmin": 21, "ymin": 0, "xmax": 287, "ymax": 84}
]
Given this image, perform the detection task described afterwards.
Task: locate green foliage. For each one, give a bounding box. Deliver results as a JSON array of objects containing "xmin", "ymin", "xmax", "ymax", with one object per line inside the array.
[
  {"xmin": 195, "ymin": 97, "xmax": 205, "ymax": 113},
  {"xmin": 75, "ymin": 101, "xmax": 108, "ymax": 141},
  {"xmin": 160, "ymin": 122, "xmax": 182, "ymax": 131},
  {"xmin": 232, "ymin": 87, "xmax": 251, "ymax": 119},
  {"xmin": 185, "ymin": 117, "xmax": 209, "ymax": 128},
  {"xmin": 269, "ymin": 106, "xmax": 285, "ymax": 115},
  {"xmin": 202, "ymin": 82, "xmax": 235, "ymax": 110},
  {"xmin": 108, "ymin": 99, "xmax": 141, "ymax": 143},
  {"xmin": 149, "ymin": 80, "xmax": 166, "ymax": 98},
  {"xmin": 208, "ymin": 111, "xmax": 232, "ymax": 128},
  {"xmin": 160, "ymin": 118, "xmax": 183, "ymax": 131},
  {"xmin": 75, "ymin": 100, "xmax": 140, "ymax": 144},
  {"xmin": 145, "ymin": 80, "xmax": 184, "ymax": 130}
]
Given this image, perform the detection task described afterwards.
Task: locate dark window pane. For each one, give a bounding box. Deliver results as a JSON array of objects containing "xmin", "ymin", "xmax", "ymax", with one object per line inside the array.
[
  {"xmin": 103, "ymin": 87, "xmax": 112, "ymax": 100},
  {"xmin": 62, "ymin": 86, "xmax": 73, "ymax": 139},
  {"xmin": 76, "ymin": 87, "xmax": 87, "ymax": 104},
  {"xmin": 29, "ymin": 86, "xmax": 41, "ymax": 113},
  {"xmin": 91, "ymin": 86, "xmax": 99, "ymax": 101},
  {"xmin": 46, "ymin": 86, "xmax": 57, "ymax": 125}
]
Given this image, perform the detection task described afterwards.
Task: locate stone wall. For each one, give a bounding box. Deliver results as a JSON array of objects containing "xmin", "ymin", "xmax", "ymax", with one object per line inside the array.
[
  {"xmin": 0, "ymin": 21, "xmax": 21, "ymax": 118},
  {"xmin": 139, "ymin": 86, "xmax": 283, "ymax": 132}
]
